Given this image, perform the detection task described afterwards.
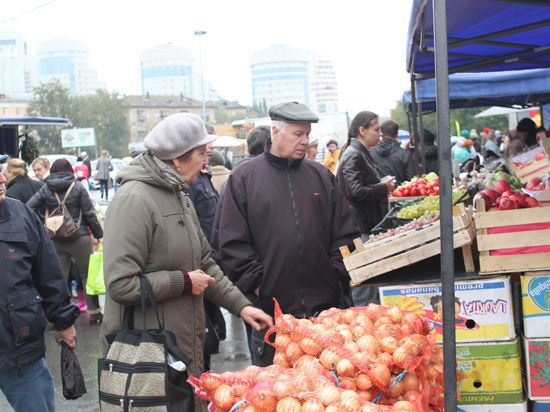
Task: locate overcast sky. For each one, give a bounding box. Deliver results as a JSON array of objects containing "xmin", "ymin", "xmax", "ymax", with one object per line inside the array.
[{"xmin": 3, "ymin": 0, "xmax": 412, "ymax": 117}]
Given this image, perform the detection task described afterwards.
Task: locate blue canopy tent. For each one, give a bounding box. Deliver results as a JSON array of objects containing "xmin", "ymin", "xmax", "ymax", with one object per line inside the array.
[
  {"xmin": 0, "ymin": 117, "xmax": 71, "ymax": 157},
  {"xmin": 406, "ymin": 1, "xmax": 550, "ymax": 409},
  {"xmin": 403, "ymin": 68, "xmax": 550, "ymax": 112}
]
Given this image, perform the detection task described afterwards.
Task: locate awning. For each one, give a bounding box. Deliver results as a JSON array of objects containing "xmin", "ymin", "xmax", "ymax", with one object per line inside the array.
[
  {"xmin": 403, "ymin": 68, "xmax": 550, "ymax": 112},
  {"xmin": 0, "ymin": 117, "xmax": 71, "ymax": 126},
  {"xmin": 407, "ymin": 0, "xmax": 550, "ymax": 78}
]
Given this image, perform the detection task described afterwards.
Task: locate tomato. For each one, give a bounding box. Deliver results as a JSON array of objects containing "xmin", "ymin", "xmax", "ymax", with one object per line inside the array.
[
  {"xmin": 402, "ymin": 188, "xmax": 410, "ymax": 196},
  {"xmin": 419, "ymin": 189, "xmax": 427, "ymax": 196},
  {"xmin": 433, "ymin": 186, "xmax": 439, "ymax": 195},
  {"xmin": 410, "ymin": 187, "xmax": 420, "ymax": 196},
  {"xmin": 392, "ymin": 190, "xmax": 402, "ymax": 197}
]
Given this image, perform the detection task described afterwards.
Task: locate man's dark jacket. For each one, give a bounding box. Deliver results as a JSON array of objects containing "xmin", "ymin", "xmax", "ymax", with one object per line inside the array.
[
  {"xmin": 369, "ymin": 137, "xmax": 414, "ymax": 185},
  {"xmin": 219, "ymin": 142, "xmax": 359, "ymax": 317},
  {"xmin": 338, "ymin": 139, "xmax": 388, "ymax": 234},
  {"xmin": 6, "ymin": 174, "xmax": 44, "ymax": 204},
  {"xmin": 83, "ymin": 157, "xmax": 92, "ymax": 176},
  {"xmin": 0, "ymin": 198, "xmax": 79, "ymax": 372},
  {"xmin": 186, "ymin": 169, "xmax": 218, "ymax": 243},
  {"xmin": 27, "ymin": 172, "xmax": 103, "ymax": 239},
  {"xmin": 424, "ymin": 145, "xmax": 439, "ymax": 174}
]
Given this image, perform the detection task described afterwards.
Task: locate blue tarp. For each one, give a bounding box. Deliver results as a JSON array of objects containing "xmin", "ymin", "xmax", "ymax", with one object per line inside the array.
[
  {"xmin": 403, "ymin": 68, "xmax": 550, "ymax": 112},
  {"xmin": 407, "ymin": 0, "xmax": 550, "ymax": 77}
]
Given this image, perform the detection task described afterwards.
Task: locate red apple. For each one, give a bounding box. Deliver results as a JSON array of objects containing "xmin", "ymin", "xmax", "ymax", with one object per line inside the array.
[
  {"xmin": 474, "ymin": 193, "xmax": 492, "ymax": 211},
  {"xmin": 525, "ymin": 197, "xmax": 540, "ymax": 208},
  {"xmin": 527, "ymin": 177, "xmax": 543, "ymax": 191},
  {"xmin": 498, "ymin": 197, "xmax": 518, "ymax": 210},
  {"xmin": 501, "ymin": 190, "xmax": 515, "ymax": 198},
  {"xmin": 536, "ymin": 152, "xmax": 546, "ymax": 161},
  {"xmin": 510, "ymin": 193, "xmax": 528, "ymax": 208},
  {"xmin": 481, "ymin": 189, "xmax": 499, "ymax": 205},
  {"xmin": 494, "ymin": 180, "xmax": 512, "ymax": 195}
]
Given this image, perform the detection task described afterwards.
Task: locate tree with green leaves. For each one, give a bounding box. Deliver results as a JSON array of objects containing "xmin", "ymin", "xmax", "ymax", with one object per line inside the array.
[
  {"xmin": 214, "ymin": 106, "xmax": 230, "ymax": 124},
  {"xmin": 28, "ymin": 81, "xmax": 129, "ymax": 158},
  {"xmin": 27, "ymin": 80, "xmax": 73, "ymax": 154}
]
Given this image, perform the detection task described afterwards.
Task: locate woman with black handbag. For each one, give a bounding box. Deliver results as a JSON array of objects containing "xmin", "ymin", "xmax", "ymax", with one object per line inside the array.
[
  {"xmin": 101, "ymin": 113, "xmax": 273, "ymax": 412},
  {"xmin": 27, "ymin": 159, "xmax": 104, "ymax": 323}
]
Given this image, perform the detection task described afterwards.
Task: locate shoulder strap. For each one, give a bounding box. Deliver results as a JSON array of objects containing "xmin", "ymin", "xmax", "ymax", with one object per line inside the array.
[{"xmin": 60, "ymin": 182, "xmax": 76, "ymax": 206}]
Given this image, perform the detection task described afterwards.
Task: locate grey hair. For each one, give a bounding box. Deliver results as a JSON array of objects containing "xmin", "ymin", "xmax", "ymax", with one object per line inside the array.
[{"xmin": 271, "ymin": 120, "xmax": 288, "ymax": 138}]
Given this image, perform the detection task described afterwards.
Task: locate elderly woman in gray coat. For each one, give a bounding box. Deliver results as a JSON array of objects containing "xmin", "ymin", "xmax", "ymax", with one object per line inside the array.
[{"xmin": 101, "ymin": 113, "xmax": 272, "ymax": 412}]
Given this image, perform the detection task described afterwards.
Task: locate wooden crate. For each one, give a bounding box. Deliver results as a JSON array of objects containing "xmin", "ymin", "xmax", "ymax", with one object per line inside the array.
[
  {"xmin": 475, "ymin": 198, "xmax": 550, "ymax": 274},
  {"xmin": 340, "ymin": 203, "xmax": 475, "ymax": 286},
  {"xmin": 509, "ymin": 158, "xmax": 550, "ymax": 184}
]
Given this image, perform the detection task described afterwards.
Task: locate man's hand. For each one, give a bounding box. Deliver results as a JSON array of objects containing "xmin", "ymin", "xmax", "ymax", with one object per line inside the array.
[
  {"xmin": 240, "ymin": 306, "xmax": 273, "ymax": 331},
  {"xmin": 188, "ymin": 270, "xmax": 215, "ymax": 295},
  {"xmin": 55, "ymin": 325, "xmax": 76, "ymax": 349}
]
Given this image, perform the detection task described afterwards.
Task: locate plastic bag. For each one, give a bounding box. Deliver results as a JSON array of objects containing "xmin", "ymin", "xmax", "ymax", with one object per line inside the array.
[
  {"xmin": 86, "ymin": 244, "xmax": 105, "ymax": 295},
  {"xmin": 60, "ymin": 341, "xmax": 87, "ymax": 400}
]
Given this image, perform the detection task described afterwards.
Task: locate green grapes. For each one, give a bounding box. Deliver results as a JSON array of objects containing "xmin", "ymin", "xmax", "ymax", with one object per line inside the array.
[{"xmin": 396, "ymin": 189, "xmax": 467, "ymax": 219}]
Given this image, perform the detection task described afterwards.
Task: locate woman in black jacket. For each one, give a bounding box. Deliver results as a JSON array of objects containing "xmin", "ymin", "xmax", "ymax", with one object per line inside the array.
[
  {"xmin": 5, "ymin": 158, "xmax": 44, "ymax": 203},
  {"xmin": 337, "ymin": 111, "xmax": 394, "ymax": 237},
  {"xmin": 27, "ymin": 159, "xmax": 104, "ymax": 323}
]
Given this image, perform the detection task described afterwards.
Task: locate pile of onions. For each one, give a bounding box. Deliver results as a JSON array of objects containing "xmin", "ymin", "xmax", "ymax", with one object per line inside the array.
[{"xmin": 189, "ymin": 302, "xmax": 445, "ymax": 412}]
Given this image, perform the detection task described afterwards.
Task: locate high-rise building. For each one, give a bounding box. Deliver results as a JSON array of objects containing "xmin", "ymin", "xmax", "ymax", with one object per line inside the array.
[
  {"xmin": 140, "ymin": 43, "xmax": 219, "ymax": 101},
  {"xmin": 36, "ymin": 37, "xmax": 106, "ymax": 96},
  {"xmin": 0, "ymin": 32, "xmax": 35, "ymax": 95},
  {"xmin": 250, "ymin": 44, "xmax": 339, "ymax": 113},
  {"xmin": 311, "ymin": 56, "xmax": 339, "ymax": 113}
]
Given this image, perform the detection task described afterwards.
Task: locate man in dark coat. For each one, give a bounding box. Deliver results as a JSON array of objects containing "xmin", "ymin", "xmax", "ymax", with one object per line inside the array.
[
  {"xmin": 0, "ymin": 173, "xmax": 79, "ymax": 412},
  {"xmin": 369, "ymin": 120, "xmax": 414, "ymax": 185},
  {"xmin": 219, "ymin": 102, "xmax": 360, "ymax": 366}
]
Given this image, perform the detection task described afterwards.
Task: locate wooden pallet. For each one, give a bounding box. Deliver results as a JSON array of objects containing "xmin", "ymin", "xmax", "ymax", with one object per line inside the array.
[
  {"xmin": 475, "ymin": 198, "xmax": 550, "ymax": 274},
  {"xmin": 340, "ymin": 203, "xmax": 475, "ymax": 286}
]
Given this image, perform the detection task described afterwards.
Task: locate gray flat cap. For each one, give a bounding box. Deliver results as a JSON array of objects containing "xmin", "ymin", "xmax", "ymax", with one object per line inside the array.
[
  {"xmin": 269, "ymin": 102, "xmax": 319, "ymax": 123},
  {"xmin": 144, "ymin": 113, "xmax": 216, "ymax": 160}
]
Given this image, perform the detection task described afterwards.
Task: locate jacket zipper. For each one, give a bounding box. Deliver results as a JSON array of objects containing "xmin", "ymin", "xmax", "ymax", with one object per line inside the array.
[{"xmin": 286, "ymin": 167, "xmax": 307, "ymax": 314}]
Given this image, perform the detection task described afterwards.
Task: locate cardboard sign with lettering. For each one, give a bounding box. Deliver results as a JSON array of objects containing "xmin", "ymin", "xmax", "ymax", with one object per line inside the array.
[
  {"xmin": 521, "ymin": 273, "xmax": 550, "ymax": 338},
  {"xmin": 379, "ymin": 276, "xmax": 515, "ymax": 343},
  {"xmin": 457, "ymin": 339, "xmax": 523, "ymax": 405}
]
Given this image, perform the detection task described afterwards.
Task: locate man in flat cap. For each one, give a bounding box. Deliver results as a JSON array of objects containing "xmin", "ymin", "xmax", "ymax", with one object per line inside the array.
[{"xmin": 219, "ymin": 102, "xmax": 360, "ymax": 366}]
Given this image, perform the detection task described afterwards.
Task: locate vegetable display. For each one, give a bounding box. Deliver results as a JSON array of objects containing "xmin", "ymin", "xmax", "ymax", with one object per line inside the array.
[
  {"xmin": 190, "ymin": 301, "xmax": 446, "ymax": 411},
  {"xmin": 395, "ymin": 189, "xmax": 467, "ymax": 219},
  {"xmin": 392, "ymin": 173, "xmax": 439, "ymax": 198}
]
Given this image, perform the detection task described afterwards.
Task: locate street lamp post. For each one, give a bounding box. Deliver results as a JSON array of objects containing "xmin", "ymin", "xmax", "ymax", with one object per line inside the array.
[{"xmin": 194, "ymin": 30, "xmax": 207, "ymax": 122}]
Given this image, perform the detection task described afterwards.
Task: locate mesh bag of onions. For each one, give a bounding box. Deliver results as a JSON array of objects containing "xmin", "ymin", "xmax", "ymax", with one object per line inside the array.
[{"xmin": 188, "ymin": 301, "xmax": 446, "ymax": 411}]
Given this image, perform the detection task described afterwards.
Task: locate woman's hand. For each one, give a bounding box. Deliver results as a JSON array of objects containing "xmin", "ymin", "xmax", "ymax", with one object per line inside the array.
[
  {"xmin": 188, "ymin": 270, "xmax": 215, "ymax": 295},
  {"xmin": 240, "ymin": 306, "xmax": 274, "ymax": 331},
  {"xmin": 383, "ymin": 176, "xmax": 396, "ymax": 192}
]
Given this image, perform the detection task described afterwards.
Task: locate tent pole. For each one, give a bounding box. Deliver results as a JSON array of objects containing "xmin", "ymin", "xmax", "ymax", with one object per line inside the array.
[
  {"xmin": 410, "ymin": 76, "xmax": 421, "ymax": 175},
  {"xmin": 418, "ymin": 102, "xmax": 427, "ymax": 174},
  {"xmin": 432, "ymin": 0, "xmax": 457, "ymax": 410}
]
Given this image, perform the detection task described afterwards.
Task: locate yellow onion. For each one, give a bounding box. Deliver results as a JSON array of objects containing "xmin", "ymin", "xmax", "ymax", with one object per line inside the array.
[
  {"xmin": 276, "ymin": 397, "xmax": 302, "ymax": 412},
  {"xmin": 299, "ymin": 337, "xmax": 323, "ymax": 356},
  {"xmin": 335, "ymin": 359, "xmax": 355, "ymax": 377},
  {"xmin": 355, "ymin": 373, "xmax": 373, "ymax": 390},
  {"xmin": 212, "ymin": 384, "xmax": 235, "ymax": 410}
]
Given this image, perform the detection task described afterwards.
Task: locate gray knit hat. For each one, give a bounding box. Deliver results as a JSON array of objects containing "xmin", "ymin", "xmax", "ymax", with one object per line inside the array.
[{"xmin": 144, "ymin": 113, "xmax": 216, "ymax": 160}]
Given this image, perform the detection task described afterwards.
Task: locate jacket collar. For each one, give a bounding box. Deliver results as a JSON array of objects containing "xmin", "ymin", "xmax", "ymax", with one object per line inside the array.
[
  {"xmin": 6, "ymin": 174, "xmax": 26, "ymax": 189},
  {"xmin": 264, "ymin": 139, "xmax": 304, "ymax": 170},
  {"xmin": 350, "ymin": 138, "xmax": 371, "ymax": 156}
]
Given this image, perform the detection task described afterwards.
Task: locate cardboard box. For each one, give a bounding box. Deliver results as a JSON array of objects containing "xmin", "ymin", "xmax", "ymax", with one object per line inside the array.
[
  {"xmin": 457, "ymin": 339, "xmax": 523, "ymax": 405},
  {"xmin": 533, "ymin": 402, "xmax": 550, "ymax": 412},
  {"xmin": 521, "ymin": 273, "xmax": 550, "ymax": 338},
  {"xmin": 457, "ymin": 403, "xmax": 527, "ymax": 411},
  {"xmin": 379, "ymin": 276, "xmax": 515, "ymax": 343},
  {"xmin": 524, "ymin": 337, "xmax": 550, "ymax": 401}
]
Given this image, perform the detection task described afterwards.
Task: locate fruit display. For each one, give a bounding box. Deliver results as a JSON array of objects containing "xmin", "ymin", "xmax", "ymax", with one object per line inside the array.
[
  {"xmin": 367, "ymin": 213, "xmax": 440, "ymax": 244},
  {"xmin": 392, "ymin": 173, "xmax": 439, "ymax": 197},
  {"xmin": 513, "ymin": 150, "xmax": 547, "ymax": 168},
  {"xmin": 474, "ymin": 187, "xmax": 540, "ymax": 211},
  {"xmin": 525, "ymin": 176, "xmax": 547, "ymax": 191},
  {"xmin": 484, "ymin": 171, "xmax": 522, "ymax": 192},
  {"xmin": 395, "ymin": 189, "xmax": 467, "ymax": 219},
  {"xmin": 190, "ymin": 301, "xmax": 446, "ymax": 412}
]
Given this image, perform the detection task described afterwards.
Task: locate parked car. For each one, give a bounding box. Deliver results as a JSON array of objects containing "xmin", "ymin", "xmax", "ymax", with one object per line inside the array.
[
  {"xmin": 89, "ymin": 158, "xmax": 125, "ymax": 189},
  {"xmin": 28, "ymin": 154, "xmax": 77, "ymax": 179}
]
